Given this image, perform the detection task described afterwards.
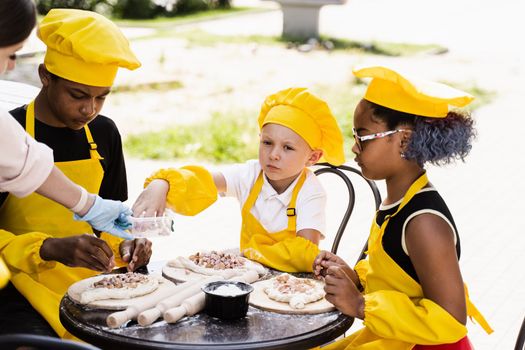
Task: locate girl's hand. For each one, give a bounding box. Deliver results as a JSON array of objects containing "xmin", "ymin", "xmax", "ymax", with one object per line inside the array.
[
  {"xmin": 324, "ymin": 265, "xmax": 365, "ymax": 319},
  {"xmin": 313, "ymin": 250, "xmax": 352, "ymax": 279},
  {"xmin": 132, "ymin": 179, "xmax": 169, "ymax": 217},
  {"xmin": 40, "ymin": 235, "xmax": 115, "ymax": 272},
  {"xmin": 119, "ymin": 238, "xmax": 153, "ymax": 272}
]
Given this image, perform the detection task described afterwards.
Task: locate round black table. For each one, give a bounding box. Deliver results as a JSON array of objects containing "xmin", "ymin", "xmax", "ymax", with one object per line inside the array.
[{"xmin": 59, "ymin": 264, "xmax": 354, "ymax": 349}]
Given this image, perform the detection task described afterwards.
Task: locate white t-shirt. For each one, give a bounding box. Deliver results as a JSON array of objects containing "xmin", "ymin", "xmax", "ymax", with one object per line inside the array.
[
  {"xmin": 221, "ymin": 159, "xmax": 326, "ymax": 235},
  {"xmin": 0, "ymin": 109, "xmax": 54, "ymax": 198}
]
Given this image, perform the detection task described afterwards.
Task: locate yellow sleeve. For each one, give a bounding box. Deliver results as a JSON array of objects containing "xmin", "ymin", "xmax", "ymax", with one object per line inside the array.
[
  {"xmin": 243, "ymin": 235, "xmax": 320, "ymax": 272},
  {"xmin": 0, "ymin": 229, "xmax": 56, "ymax": 274},
  {"xmin": 363, "ymin": 290, "xmax": 467, "ymax": 345},
  {"xmin": 145, "ymin": 166, "xmax": 218, "ymax": 216},
  {"xmin": 354, "ymin": 258, "xmax": 369, "ymax": 290}
]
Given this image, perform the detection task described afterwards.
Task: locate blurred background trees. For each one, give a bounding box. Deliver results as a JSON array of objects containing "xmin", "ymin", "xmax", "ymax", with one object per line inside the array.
[{"xmin": 35, "ymin": 0, "xmax": 233, "ymax": 19}]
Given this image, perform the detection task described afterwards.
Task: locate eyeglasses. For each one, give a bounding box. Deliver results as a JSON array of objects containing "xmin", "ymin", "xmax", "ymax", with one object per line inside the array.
[
  {"xmin": 352, "ymin": 127, "xmax": 407, "ymax": 151},
  {"xmin": 8, "ymin": 54, "xmax": 16, "ymax": 61}
]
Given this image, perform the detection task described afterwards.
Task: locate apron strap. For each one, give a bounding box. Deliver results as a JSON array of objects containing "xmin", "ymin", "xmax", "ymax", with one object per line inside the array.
[
  {"xmin": 241, "ymin": 170, "xmax": 307, "ymax": 233},
  {"xmin": 26, "ymin": 101, "xmax": 36, "ymax": 137},
  {"xmin": 241, "ymin": 171, "xmax": 264, "ymax": 217},
  {"xmin": 25, "ymin": 100, "xmax": 103, "ymax": 160},
  {"xmin": 83, "ymin": 125, "xmax": 103, "ymax": 160},
  {"xmin": 286, "ymin": 171, "xmax": 307, "ymax": 231}
]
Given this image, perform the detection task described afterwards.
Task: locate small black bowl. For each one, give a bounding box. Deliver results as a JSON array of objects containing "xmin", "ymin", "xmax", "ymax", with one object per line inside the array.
[{"xmin": 202, "ymin": 281, "xmax": 254, "ymax": 320}]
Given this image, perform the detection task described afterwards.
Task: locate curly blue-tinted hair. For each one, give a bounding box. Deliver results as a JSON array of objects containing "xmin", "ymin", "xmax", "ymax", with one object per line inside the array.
[{"xmin": 367, "ymin": 101, "xmax": 476, "ymax": 166}]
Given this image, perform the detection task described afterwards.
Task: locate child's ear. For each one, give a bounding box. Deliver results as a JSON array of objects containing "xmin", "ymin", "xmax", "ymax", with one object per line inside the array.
[
  {"xmin": 400, "ymin": 129, "xmax": 413, "ymax": 152},
  {"xmin": 38, "ymin": 64, "xmax": 51, "ymax": 87},
  {"xmin": 306, "ymin": 149, "xmax": 323, "ymax": 166}
]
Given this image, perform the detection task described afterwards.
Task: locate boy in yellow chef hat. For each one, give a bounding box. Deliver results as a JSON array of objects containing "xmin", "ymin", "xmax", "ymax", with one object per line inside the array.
[
  {"xmin": 0, "ymin": 9, "xmax": 152, "ymax": 338},
  {"xmin": 133, "ymin": 87, "xmax": 345, "ymax": 272},
  {"xmin": 313, "ymin": 65, "xmax": 492, "ymax": 350}
]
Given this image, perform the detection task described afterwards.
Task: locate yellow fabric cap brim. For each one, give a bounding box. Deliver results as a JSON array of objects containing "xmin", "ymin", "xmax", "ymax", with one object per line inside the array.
[
  {"xmin": 263, "ymin": 105, "xmax": 322, "ymax": 150},
  {"xmin": 44, "ymin": 48, "xmax": 117, "ymax": 87},
  {"xmin": 353, "ymin": 65, "xmax": 474, "ymax": 118}
]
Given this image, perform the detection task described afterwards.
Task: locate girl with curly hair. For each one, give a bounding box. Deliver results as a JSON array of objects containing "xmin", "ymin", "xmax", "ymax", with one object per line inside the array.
[{"xmin": 313, "ymin": 65, "xmax": 492, "ymax": 350}]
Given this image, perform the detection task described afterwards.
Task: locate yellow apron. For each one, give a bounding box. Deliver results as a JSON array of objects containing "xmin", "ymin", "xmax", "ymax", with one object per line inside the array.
[
  {"xmin": 240, "ymin": 171, "xmax": 320, "ymax": 272},
  {"xmin": 324, "ymin": 173, "xmax": 492, "ymax": 350},
  {"xmin": 0, "ymin": 101, "xmax": 122, "ymax": 338}
]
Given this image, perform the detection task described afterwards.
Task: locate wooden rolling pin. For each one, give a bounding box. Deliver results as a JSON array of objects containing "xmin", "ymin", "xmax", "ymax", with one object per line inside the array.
[
  {"xmin": 106, "ymin": 278, "xmax": 203, "ymax": 328},
  {"xmin": 137, "ymin": 275, "xmax": 223, "ymax": 326},
  {"xmin": 164, "ymin": 269, "xmax": 259, "ymax": 323}
]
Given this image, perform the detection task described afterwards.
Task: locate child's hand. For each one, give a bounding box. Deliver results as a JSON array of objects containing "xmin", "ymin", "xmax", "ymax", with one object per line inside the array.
[
  {"xmin": 119, "ymin": 238, "xmax": 153, "ymax": 272},
  {"xmin": 132, "ymin": 179, "xmax": 169, "ymax": 217},
  {"xmin": 324, "ymin": 265, "xmax": 365, "ymax": 319},
  {"xmin": 313, "ymin": 250, "xmax": 352, "ymax": 279}
]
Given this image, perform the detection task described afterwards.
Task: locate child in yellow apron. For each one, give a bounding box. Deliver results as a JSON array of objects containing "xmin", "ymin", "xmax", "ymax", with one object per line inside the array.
[
  {"xmin": 0, "ymin": 9, "xmax": 148, "ymax": 339},
  {"xmin": 133, "ymin": 87, "xmax": 346, "ymax": 272},
  {"xmin": 313, "ymin": 65, "xmax": 492, "ymax": 349}
]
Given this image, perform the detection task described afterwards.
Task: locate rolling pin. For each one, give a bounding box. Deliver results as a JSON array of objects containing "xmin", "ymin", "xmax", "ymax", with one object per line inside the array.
[
  {"xmin": 106, "ymin": 278, "xmax": 204, "ymax": 328},
  {"xmin": 137, "ymin": 275, "xmax": 224, "ymax": 326},
  {"xmin": 164, "ymin": 269, "xmax": 259, "ymax": 323}
]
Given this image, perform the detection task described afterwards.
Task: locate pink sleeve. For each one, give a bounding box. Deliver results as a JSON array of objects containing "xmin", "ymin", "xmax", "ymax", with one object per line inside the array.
[{"xmin": 0, "ymin": 110, "xmax": 54, "ymax": 197}]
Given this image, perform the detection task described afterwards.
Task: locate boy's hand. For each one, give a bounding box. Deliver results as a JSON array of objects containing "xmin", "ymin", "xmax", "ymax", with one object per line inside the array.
[
  {"xmin": 324, "ymin": 266, "xmax": 365, "ymax": 319},
  {"xmin": 119, "ymin": 238, "xmax": 152, "ymax": 272},
  {"xmin": 40, "ymin": 234, "xmax": 115, "ymax": 272},
  {"xmin": 313, "ymin": 250, "xmax": 352, "ymax": 279},
  {"xmin": 132, "ymin": 180, "xmax": 169, "ymax": 217}
]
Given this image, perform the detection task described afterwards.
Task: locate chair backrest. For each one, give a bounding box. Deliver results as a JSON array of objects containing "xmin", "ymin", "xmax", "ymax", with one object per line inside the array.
[
  {"xmin": 313, "ymin": 163, "xmax": 381, "ymax": 263},
  {"xmin": 0, "ymin": 334, "xmax": 100, "ymax": 350},
  {"xmin": 515, "ymin": 316, "xmax": 525, "ymax": 350}
]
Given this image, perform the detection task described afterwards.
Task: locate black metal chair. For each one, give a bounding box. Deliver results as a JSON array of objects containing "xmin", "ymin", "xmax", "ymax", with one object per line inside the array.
[
  {"xmin": 313, "ymin": 163, "xmax": 381, "ymax": 263},
  {"xmin": 0, "ymin": 334, "xmax": 100, "ymax": 350},
  {"xmin": 515, "ymin": 316, "xmax": 525, "ymax": 350}
]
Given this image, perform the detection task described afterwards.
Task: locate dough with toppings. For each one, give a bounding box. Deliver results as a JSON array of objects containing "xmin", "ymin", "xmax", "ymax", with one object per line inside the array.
[
  {"xmin": 263, "ymin": 273, "xmax": 325, "ymax": 309},
  {"xmin": 79, "ymin": 272, "xmax": 160, "ymax": 304}
]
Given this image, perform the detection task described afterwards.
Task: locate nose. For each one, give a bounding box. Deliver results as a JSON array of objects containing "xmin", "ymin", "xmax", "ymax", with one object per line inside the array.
[
  {"xmin": 81, "ymin": 98, "xmax": 96, "ymax": 117},
  {"xmin": 269, "ymin": 147, "xmax": 280, "ymax": 160},
  {"xmin": 351, "ymin": 142, "xmax": 360, "ymax": 155}
]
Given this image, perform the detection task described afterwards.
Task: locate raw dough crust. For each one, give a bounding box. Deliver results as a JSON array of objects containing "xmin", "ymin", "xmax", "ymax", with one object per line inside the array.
[
  {"xmin": 249, "ymin": 278, "xmax": 334, "ymax": 314},
  {"xmin": 263, "ymin": 273, "xmax": 325, "ymax": 309},
  {"xmin": 77, "ymin": 273, "xmax": 160, "ymax": 304},
  {"xmin": 166, "ymin": 251, "xmax": 267, "ymax": 278}
]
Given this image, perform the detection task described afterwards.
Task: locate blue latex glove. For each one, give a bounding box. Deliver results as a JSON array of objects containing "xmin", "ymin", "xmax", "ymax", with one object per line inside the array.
[{"xmin": 74, "ymin": 195, "xmax": 133, "ymax": 240}]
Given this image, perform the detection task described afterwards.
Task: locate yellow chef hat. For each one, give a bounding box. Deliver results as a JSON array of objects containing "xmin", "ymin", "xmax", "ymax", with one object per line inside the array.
[
  {"xmin": 353, "ymin": 65, "xmax": 474, "ymax": 118},
  {"xmin": 0, "ymin": 258, "xmax": 9, "ymax": 289},
  {"xmin": 258, "ymin": 87, "xmax": 345, "ymax": 166},
  {"xmin": 38, "ymin": 9, "xmax": 141, "ymax": 87}
]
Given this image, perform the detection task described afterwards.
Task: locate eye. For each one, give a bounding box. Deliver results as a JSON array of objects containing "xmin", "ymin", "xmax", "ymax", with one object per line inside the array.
[
  {"xmin": 70, "ymin": 93, "xmax": 84, "ymax": 100},
  {"xmin": 284, "ymin": 145, "xmax": 295, "ymax": 151},
  {"xmin": 261, "ymin": 140, "xmax": 272, "ymax": 145}
]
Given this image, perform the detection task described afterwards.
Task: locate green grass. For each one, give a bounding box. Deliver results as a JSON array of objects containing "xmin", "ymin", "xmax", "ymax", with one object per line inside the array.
[
  {"xmin": 124, "ymin": 111, "xmax": 259, "ymax": 163},
  {"xmin": 133, "ymin": 27, "xmax": 446, "ymax": 56},
  {"xmin": 123, "ymin": 82, "xmax": 494, "ymax": 163},
  {"xmin": 112, "ymin": 80, "xmax": 183, "ymax": 93}
]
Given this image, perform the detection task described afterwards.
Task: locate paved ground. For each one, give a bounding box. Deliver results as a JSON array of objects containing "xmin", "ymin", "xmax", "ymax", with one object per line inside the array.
[{"xmin": 5, "ymin": 0, "xmax": 524, "ymax": 348}]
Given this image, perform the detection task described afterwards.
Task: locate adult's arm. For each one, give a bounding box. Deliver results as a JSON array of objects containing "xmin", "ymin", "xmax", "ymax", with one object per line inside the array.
[{"xmin": 0, "ymin": 109, "xmax": 54, "ymax": 197}]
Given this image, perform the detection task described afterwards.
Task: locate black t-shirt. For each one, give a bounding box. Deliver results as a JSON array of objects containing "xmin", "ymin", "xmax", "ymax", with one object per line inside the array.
[
  {"xmin": 0, "ymin": 106, "xmax": 128, "ymax": 208},
  {"xmin": 375, "ymin": 188, "xmax": 461, "ymax": 283}
]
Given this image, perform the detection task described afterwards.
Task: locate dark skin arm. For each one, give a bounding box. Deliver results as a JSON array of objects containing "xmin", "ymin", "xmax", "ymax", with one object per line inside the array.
[{"xmin": 405, "ymin": 213, "xmax": 467, "ymax": 325}]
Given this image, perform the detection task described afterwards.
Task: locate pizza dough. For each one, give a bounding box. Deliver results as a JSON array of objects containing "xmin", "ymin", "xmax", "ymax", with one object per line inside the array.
[
  {"xmin": 163, "ymin": 250, "xmax": 267, "ymax": 282},
  {"xmin": 68, "ymin": 273, "xmax": 168, "ymax": 309},
  {"xmin": 250, "ymin": 274, "xmax": 335, "ymax": 314}
]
